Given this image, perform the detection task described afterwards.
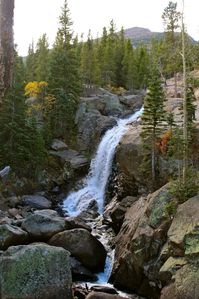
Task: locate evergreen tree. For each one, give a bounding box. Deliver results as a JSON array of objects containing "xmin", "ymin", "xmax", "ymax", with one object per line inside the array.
[
  {"xmin": 80, "ymin": 30, "xmax": 100, "ymax": 88},
  {"xmin": 0, "ymin": 51, "xmax": 46, "ymax": 177},
  {"xmin": 122, "ymin": 39, "xmax": 135, "ymax": 90},
  {"xmin": 97, "ymin": 26, "xmax": 108, "ymax": 85},
  {"xmin": 35, "ymin": 34, "xmax": 50, "ymax": 81},
  {"xmin": 25, "ymin": 42, "xmax": 37, "ymax": 82},
  {"xmin": 48, "ymin": 0, "xmax": 81, "ymax": 139},
  {"xmin": 133, "ymin": 45, "xmax": 150, "ymax": 90},
  {"xmin": 115, "ymin": 27, "xmax": 126, "ymax": 87},
  {"xmin": 141, "ymin": 66, "xmax": 166, "ymax": 186},
  {"xmin": 162, "ymin": 1, "xmax": 181, "ymax": 96}
]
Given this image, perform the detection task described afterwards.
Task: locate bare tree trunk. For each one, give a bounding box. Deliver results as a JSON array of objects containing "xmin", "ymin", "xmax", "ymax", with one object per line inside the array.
[
  {"xmin": 174, "ymin": 71, "xmax": 177, "ymax": 97},
  {"xmin": 151, "ymin": 128, "xmax": 156, "ymax": 187},
  {"xmin": 0, "ymin": 0, "xmax": 15, "ymax": 102},
  {"xmin": 182, "ymin": 0, "xmax": 187, "ymax": 184}
]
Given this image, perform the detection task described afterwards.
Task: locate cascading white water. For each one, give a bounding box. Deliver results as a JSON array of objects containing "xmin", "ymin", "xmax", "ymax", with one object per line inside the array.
[{"xmin": 63, "ymin": 107, "xmax": 143, "ymax": 216}]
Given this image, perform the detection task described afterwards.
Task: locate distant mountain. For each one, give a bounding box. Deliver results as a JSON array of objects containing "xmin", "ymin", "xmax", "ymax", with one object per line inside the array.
[{"xmin": 123, "ymin": 27, "xmax": 196, "ymax": 46}]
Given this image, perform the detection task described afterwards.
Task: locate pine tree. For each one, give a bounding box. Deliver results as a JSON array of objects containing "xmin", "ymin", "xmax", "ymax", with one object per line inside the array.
[
  {"xmin": 122, "ymin": 39, "xmax": 135, "ymax": 90},
  {"xmin": 141, "ymin": 66, "xmax": 166, "ymax": 186},
  {"xmin": 162, "ymin": 1, "xmax": 181, "ymax": 97},
  {"xmin": 80, "ymin": 30, "xmax": 100, "ymax": 88},
  {"xmin": 35, "ymin": 34, "xmax": 50, "ymax": 81},
  {"xmin": 25, "ymin": 42, "xmax": 37, "ymax": 82},
  {"xmin": 133, "ymin": 45, "xmax": 150, "ymax": 90},
  {"xmin": 97, "ymin": 27, "xmax": 108, "ymax": 85},
  {"xmin": 48, "ymin": 0, "xmax": 81, "ymax": 139},
  {"xmin": 0, "ymin": 49, "xmax": 46, "ymax": 178}
]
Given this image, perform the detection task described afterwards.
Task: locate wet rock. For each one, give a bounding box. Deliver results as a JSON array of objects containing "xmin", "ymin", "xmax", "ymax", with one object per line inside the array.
[
  {"xmin": 0, "ymin": 243, "xmax": 72, "ymax": 299},
  {"xmin": 86, "ymin": 292, "xmax": 128, "ymax": 299},
  {"xmin": 65, "ymin": 216, "xmax": 92, "ymax": 232},
  {"xmin": 22, "ymin": 195, "xmax": 52, "ymax": 210},
  {"xmin": 90, "ymin": 286, "xmax": 118, "ymax": 294},
  {"xmin": 0, "ymin": 224, "xmax": 29, "ymax": 250},
  {"xmin": 109, "ymin": 196, "xmax": 137, "ymax": 233},
  {"xmin": 21, "ymin": 210, "xmax": 66, "ymax": 240},
  {"xmin": 70, "ymin": 257, "xmax": 97, "ymax": 281},
  {"xmin": 79, "ymin": 209, "xmax": 100, "ymax": 220},
  {"xmin": 73, "ymin": 285, "xmax": 89, "ymax": 299},
  {"xmin": 49, "ymin": 228, "xmax": 107, "ymax": 271}
]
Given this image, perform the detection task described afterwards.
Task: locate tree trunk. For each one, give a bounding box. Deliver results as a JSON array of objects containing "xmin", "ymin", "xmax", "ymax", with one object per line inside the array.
[
  {"xmin": 151, "ymin": 128, "xmax": 156, "ymax": 187},
  {"xmin": 174, "ymin": 71, "xmax": 177, "ymax": 98},
  {"xmin": 0, "ymin": 0, "xmax": 15, "ymax": 102},
  {"xmin": 182, "ymin": 0, "xmax": 188, "ymax": 184}
]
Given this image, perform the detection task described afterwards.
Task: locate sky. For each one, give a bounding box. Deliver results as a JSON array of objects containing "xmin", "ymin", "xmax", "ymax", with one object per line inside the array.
[{"xmin": 14, "ymin": 0, "xmax": 199, "ymax": 56}]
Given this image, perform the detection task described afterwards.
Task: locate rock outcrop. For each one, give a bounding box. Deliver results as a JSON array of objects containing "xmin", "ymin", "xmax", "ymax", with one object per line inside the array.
[
  {"xmin": 76, "ymin": 90, "xmax": 143, "ymax": 154},
  {"xmin": 116, "ymin": 125, "xmax": 144, "ymax": 193},
  {"xmin": 110, "ymin": 185, "xmax": 199, "ymax": 299},
  {"xmin": 110, "ymin": 184, "xmax": 172, "ymax": 298},
  {"xmin": 0, "ymin": 243, "xmax": 72, "ymax": 299},
  {"xmin": 159, "ymin": 196, "xmax": 199, "ymax": 299}
]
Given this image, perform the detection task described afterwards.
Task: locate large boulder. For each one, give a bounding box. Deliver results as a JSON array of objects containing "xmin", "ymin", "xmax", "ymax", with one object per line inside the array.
[
  {"xmin": 49, "ymin": 228, "xmax": 107, "ymax": 272},
  {"xmin": 21, "ymin": 210, "xmax": 66, "ymax": 240},
  {"xmin": 0, "ymin": 243, "xmax": 72, "ymax": 299},
  {"xmin": 110, "ymin": 184, "xmax": 172, "ymax": 298},
  {"xmin": 0, "ymin": 224, "xmax": 29, "ymax": 250},
  {"xmin": 22, "ymin": 195, "xmax": 52, "ymax": 210}
]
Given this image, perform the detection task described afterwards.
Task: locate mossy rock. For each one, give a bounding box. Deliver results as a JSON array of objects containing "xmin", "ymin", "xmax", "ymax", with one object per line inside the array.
[
  {"xmin": 0, "ymin": 243, "xmax": 72, "ymax": 299},
  {"xmin": 148, "ymin": 184, "xmax": 172, "ymax": 228}
]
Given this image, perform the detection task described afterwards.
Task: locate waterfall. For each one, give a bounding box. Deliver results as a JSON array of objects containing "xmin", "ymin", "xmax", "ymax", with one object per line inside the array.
[{"xmin": 63, "ymin": 107, "xmax": 143, "ymax": 216}]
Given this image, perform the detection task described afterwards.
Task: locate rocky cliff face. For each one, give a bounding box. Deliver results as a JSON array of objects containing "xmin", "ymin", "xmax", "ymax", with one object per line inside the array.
[
  {"xmin": 110, "ymin": 185, "xmax": 199, "ymax": 299},
  {"xmin": 76, "ymin": 89, "xmax": 144, "ymax": 155}
]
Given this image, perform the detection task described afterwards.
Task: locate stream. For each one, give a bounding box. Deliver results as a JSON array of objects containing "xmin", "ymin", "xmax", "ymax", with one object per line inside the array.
[{"xmin": 63, "ymin": 107, "xmax": 143, "ymax": 294}]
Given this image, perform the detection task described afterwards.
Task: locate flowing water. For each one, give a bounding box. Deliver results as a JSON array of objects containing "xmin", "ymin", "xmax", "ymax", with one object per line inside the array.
[{"xmin": 63, "ymin": 107, "xmax": 143, "ymax": 217}]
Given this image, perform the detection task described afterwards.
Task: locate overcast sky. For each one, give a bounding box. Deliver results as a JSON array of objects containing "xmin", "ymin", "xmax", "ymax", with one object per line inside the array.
[{"xmin": 14, "ymin": 0, "xmax": 199, "ymax": 56}]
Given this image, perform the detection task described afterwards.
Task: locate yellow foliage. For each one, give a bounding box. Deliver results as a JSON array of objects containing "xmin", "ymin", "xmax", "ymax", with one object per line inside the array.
[
  {"xmin": 25, "ymin": 81, "xmax": 48, "ymax": 98},
  {"xmin": 107, "ymin": 85, "xmax": 126, "ymax": 95},
  {"xmin": 25, "ymin": 81, "xmax": 55, "ymax": 118}
]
